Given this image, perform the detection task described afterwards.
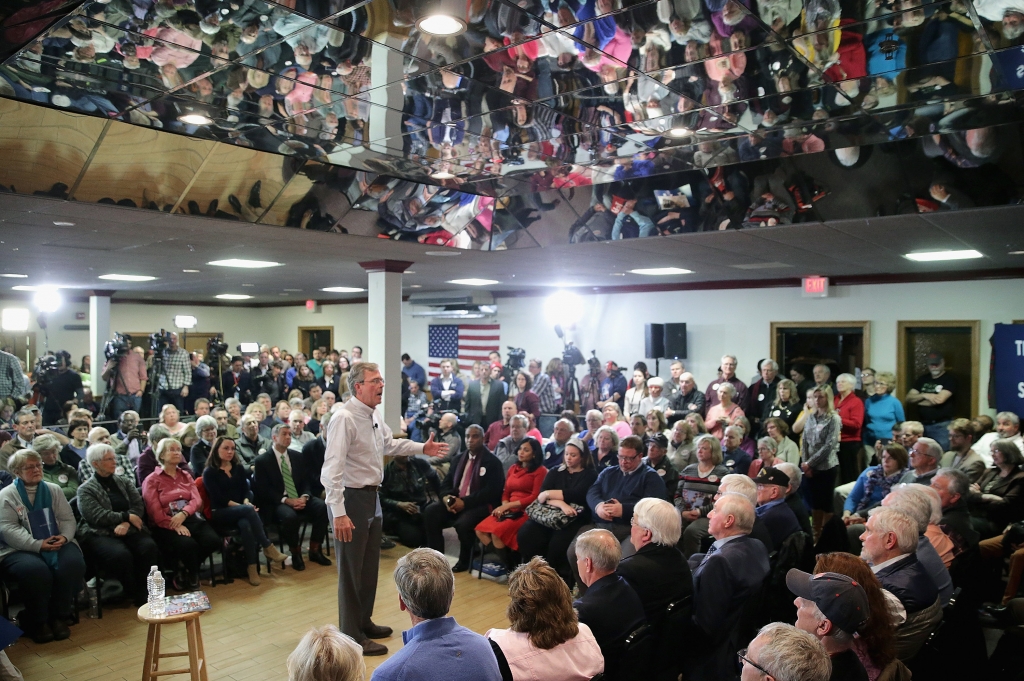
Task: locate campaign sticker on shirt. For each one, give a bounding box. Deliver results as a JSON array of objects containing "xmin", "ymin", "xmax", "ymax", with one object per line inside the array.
[
  {"xmin": 115, "ymin": 466, "xmax": 125, "ymax": 476},
  {"xmin": 935, "ymin": 385, "xmax": 943, "ymax": 392},
  {"xmin": 712, "ymin": 383, "xmax": 720, "ymax": 391},
  {"xmin": 259, "ymin": 448, "xmax": 267, "ymax": 455},
  {"xmin": 479, "ymin": 467, "xmax": 486, "ymax": 476},
  {"xmin": 688, "ymin": 403, "xmax": 697, "ymax": 410},
  {"xmin": 544, "ymin": 451, "xmax": 551, "ymax": 459},
  {"xmin": 657, "ymin": 468, "xmax": 666, "ymax": 477},
  {"xmin": 758, "ymin": 394, "xmax": 765, "ymax": 401},
  {"xmin": 725, "ymin": 460, "xmax": 734, "ymax": 467},
  {"xmin": 58, "ymin": 474, "xmax": 68, "ymax": 483},
  {"xmin": 708, "ymin": 475, "xmax": 719, "ymax": 482},
  {"xmin": 772, "ymin": 410, "xmax": 781, "ymax": 417}
]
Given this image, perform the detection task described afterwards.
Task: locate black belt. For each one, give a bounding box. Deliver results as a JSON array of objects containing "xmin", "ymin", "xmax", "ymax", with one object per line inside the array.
[{"xmin": 349, "ymin": 485, "xmax": 379, "ymax": 492}]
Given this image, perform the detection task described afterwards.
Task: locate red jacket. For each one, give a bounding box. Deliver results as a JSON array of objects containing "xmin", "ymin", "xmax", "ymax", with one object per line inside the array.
[{"xmin": 834, "ymin": 393, "xmax": 864, "ymax": 442}]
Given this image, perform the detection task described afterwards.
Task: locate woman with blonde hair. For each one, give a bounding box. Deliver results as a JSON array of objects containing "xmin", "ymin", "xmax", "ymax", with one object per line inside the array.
[
  {"xmin": 800, "ymin": 385, "xmax": 842, "ymax": 541},
  {"xmin": 287, "ymin": 625, "xmax": 364, "ymax": 681},
  {"xmin": 487, "ymin": 557, "xmax": 603, "ymax": 681}
]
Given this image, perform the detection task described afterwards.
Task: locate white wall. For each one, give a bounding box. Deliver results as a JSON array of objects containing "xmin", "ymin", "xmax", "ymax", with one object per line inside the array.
[
  {"xmin": 401, "ymin": 278, "xmax": 1024, "ymax": 415},
  {"xmin": 5, "ymin": 278, "xmax": 1022, "ymax": 415}
]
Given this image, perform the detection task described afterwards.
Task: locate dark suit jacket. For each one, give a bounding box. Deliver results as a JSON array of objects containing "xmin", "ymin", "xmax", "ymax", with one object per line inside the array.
[
  {"xmin": 221, "ymin": 370, "xmax": 253, "ymax": 404},
  {"xmin": 252, "ymin": 448, "xmax": 313, "ymax": 509},
  {"xmin": 786, "ymin": 493, "xmax": 813, "ymax": 537},
  {"xmin": 688, "ymin": 534, "xmax": 770, "ymax": 643},
  {"xmin": 574, "ymin": 574, "xmax": 646, "ymax": 657},
  {"xmin": 874, "ymin": 552, "xmax": 939, "ymax": 614},
  {"xmin": 301, "ymin": 437, "xmax": 327, "ymax": 498},
  {"xmin": 617, "ymin": 542, "xmax": 693, "ymax": 626},
  {"xmin": 465, "ymin": 379, "xmax": 507, "ymax": 428},
  {"xmin": 970, "ymin": 468, "xmax": 1024, "ymax": 529},
  {"xmin": 939, "ymin": 499, "xmax": 979, "ymax": 552},
  {"xmin": 428, "ymin": 375, "xmax": 465, "ymax": 411},
  {"xmin": 190, "ymin": 439, "xmax": 212, "ymax": 478},
  {"xmin": 757, "ymin": 500, "xmax": 802, "ymax": 549},
  {"xmin": 439, "ymin": 448, "xmax": 504, "ymax": 511}
]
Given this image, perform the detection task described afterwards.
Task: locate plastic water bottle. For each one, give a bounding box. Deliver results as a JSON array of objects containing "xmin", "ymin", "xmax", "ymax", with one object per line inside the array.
[{"xmin": 147, "ymin": 566, "xmax": 165, "ymax": 617}]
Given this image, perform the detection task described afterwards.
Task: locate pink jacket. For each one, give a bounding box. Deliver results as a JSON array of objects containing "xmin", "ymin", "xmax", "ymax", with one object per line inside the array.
[
  {"xmin": 487, "ymin": 624, "xmax": 603, "ymax": 681},
  {"xmin": 142, "ymin": 468, "xmax": 202, "ymax": 530}
]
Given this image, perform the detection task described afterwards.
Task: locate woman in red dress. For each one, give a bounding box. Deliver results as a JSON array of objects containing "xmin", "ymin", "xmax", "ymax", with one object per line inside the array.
[{"xmin": 475, "ymin": 438, "xmax": 546, "ymax": 567}]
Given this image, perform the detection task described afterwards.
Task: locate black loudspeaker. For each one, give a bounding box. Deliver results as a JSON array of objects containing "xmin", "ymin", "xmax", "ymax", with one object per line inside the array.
[
  {"xmin": 663, "ymin": 323, "xmax": 687, "ymax": 359},
  {"xmin": 645, "ymin": 323, "xmax": 665, "ymax": 359}
]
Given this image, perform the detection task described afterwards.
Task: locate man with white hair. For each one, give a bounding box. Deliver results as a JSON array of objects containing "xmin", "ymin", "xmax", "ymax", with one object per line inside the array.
[
  {"xmin": 681, "ymin": 474, "xmax": 775, "ymax": 557},
  {"xmin": 494, "ymin": 414, "xmax": 529, "ymax": 473},
  {"xmin": 749, "ymin": 359, "xmax": 780, "ymax": 435},
  {"xmin": 973, "ymin": 411, "xmax": 1024, "ymax": 465},
  {"xmin": 704, "ymin": 355, "xmax": 748, "ymax": 413},
  {"xmin": 573, "ymin": 529, "xmax": 647, "ymax": 675},
  {"xmin": 859, "ymin": 507, "xmax": 939, "ymax": 615},
  {"xmin": 740, "ymin": 623, "xmax": 831, "ymax": 681},
  {"xmin": 666, "ymin": 371, "xmax": 705, "ymax": 424},
  {"xmin": 543, "ymin": 419, "xmax": 575, "ymax": 468},
  {"xmin": 788, "ymin": 569, "xmax": 870, "ymax": 681},
  {"xmin": 617, "ymin": 498, "xmax": 692, "ymax": 624},
  {"xmin": 901, "ymin": 437, "xmax": 941, "ymax": 485},
  {"xmin": 775, "ymin": 461, "xmax": 813, "ymax": 537},
  {"xmin": 688, "ymin": 494, "xmax": 771, "ymax": 679},
  {"xmin": 881, "ymin": 485, "xmax": 953, "ymax": 605}
]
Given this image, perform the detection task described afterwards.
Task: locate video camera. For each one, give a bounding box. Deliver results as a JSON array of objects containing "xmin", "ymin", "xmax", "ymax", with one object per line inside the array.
[
  {"xmin": 413, "ymin": 399, "xmax": 463, "ymax": 437},
  {"xmin": 104, "ymin": 332, "xmax": 131, "ymax": 361},
  {"xmin": 33, "ymin": 355, "xmax": 60, "ymax": 386},
  {"xmin": 553, "ymin": 325, "xmax": 585, "ymax": 368},
  {"xmin": 206, "ymin": 336, "xmax": 229, "ymax": 371},
  {"xmin": 587, "ymin": 351, "xmax": 602, "ymax": 375},
  {"xmin": 506, "ymin": 346, "xmax": 526, "ymax": 372},
  {"xmin": 149, "ymin": 330, "xmax": 172, "ymax": 353}
]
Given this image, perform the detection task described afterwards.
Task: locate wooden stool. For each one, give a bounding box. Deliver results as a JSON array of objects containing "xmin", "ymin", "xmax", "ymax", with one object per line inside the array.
[{"xmin": 137, "ymin": 604, "xmax": 209, "ymax": 681}]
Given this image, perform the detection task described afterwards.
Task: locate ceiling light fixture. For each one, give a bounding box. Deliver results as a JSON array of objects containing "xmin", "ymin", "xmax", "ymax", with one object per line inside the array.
[
  {"xmin": 409, "ymin": 284, "xmax": 422, "ymax": 288},
  {"xmin": 11, "ymin": 285, "xmax": 40, "ymax": 291},
  {"xmin": 417, "ymin": 13, "xmax": 467, "ymax": 35},
  {"xmin": 1008, "ymin": 251, "xmax": 1024, "ymax": 255},
  {"xmin": 903, "ymin": 249, "xmax": 983, "ymax": 262},
  {"xmin": 183, "ymin": 269, "xmax": 201, "ymax": 273},
  {"xmin": 321, "ymin": 287, "xmax": 366, "ymax": 293},
  {"xmin": 544, "ymin": 290, "xmax": 585, "ymax": 327},
  {"xmin": 33, "ymin": 286, "xmax": 62, "ymax": 313},
  {"xmin": 448, "ymin": 278, "xmax": 498, "ymax": 286},
  {"xmin": 99, "ymin": 274, "xmax": 157, "ymax": 282},
  {"xmin": 629, "ymin": 267, "xmax": 694, "ymax": 275},
  {"xmin": 283, "ymin": 288, "xmax": 302, "ymax": 292},
  {"xmin": 215, "ymin": 294, "xmax": 253, "ymax": 300},
  {"xmin": 0, "ymin": 274, "xmax": 27, "ymax": 278},
  {"xmin": 52, "ymin": 221, "xmax": 75, "ymax": 227},
  {"xmin": 178, "ymin": 113, "xmax": 213, "ymax": 125},
  {"xmin": 425, "ymin": 251, "xmax": 461, "ymax": 257},
  {"xmin": 208, "ymin": 259, "xmax": 283, "ymax": 269}
]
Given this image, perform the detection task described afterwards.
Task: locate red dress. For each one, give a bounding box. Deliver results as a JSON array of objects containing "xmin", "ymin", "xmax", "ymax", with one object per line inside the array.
[{"xmin": 475, "ymin": 464, "xmax": 546, "ymax": 550}]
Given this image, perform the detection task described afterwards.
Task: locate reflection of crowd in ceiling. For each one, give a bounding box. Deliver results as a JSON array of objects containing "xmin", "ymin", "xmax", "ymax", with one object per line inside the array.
[{"xmin": 0, "ymin": 0, "xmax": 1022, "ymax": 247}]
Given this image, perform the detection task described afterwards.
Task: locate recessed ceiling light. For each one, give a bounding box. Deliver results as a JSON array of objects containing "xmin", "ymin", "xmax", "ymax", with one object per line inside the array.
[
  {"xmin": 179, "ymin": 113, "xmax": 213, "ymax": 125},
  {"xmin": 669, "ymin": 128, "xmax": 690, "ymax": 137},
  {"xmin": 183, "ymin": 269, "xmax": 201, "ymax": 273},
  {"xmin": 406, "ymin": 271, "xmax": 416, "ymax": 275},
  {"xmin": 283, "ymin": 288, "xmax": 302, "ymax": 292},
  {"xmin": 448, "ymin": 278, "xmax": 498, "ymax": 286},
  {"xmin": 279, "ymin": 293, "xmax": 290, "ymax": 296},
  {"xmin": 215, "ymin": 294, "xmax": 253, "ymax": 300},
  {"xmin": 629, "ymin": 267, "xmax": 694, "ymax": 275},
  {"xmin": 425, "ymin": 251, "xmax": 461, "ymax": 257},
  {"xmin": 1008, "ymin": 251, "xmax": 1024, "ymax": 255},
  {"xmin": 52, "ymin": 221, "xmax": 75, "ymax": 227},
  {"xmin": 12, "ymin": 285, "xmax": 42, "ymax": 291},
  {"xmin": 321, "ymin": 287, "xmax": 366, "ymax": 293},
  {"xmin": 904, "ymin": 250, "xmax": 983, "ymax": 262},
  {"xmin": 730, "ymin": 262, "xmax": 793, "ymax": 270},
  {"xmin": 98, "ymin": 274, "xmax": 157, "ymax": 282},
  {"xmin": 0, "ymin": 274, "xmax": 27, "ymax": 278},
  {"xmin": 417, "ymin": 14, "xmax": 466, "ymax": 35},
  {"xmin": 409, "ymin": 284, "xmax": 422, "ymax": 288},
  {"xmin": 242, "ymin": 283, "xmax": 255, "ymax": 287},
  {"xmin": 208, "ymin": 259, "xmax": 283, "ymax": 269},
  {"xmin": 609, "ymin": 273, "xmax": 626, "ymax": 276}
]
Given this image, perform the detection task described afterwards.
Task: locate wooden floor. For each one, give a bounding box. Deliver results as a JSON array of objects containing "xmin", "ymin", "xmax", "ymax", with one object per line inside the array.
[{"xmin": 7, "ymin": 547, "xmax": 511, "ymax": 681}]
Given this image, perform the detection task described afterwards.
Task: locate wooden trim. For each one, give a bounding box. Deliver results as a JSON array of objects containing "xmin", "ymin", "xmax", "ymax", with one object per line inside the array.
[
  {"xmin": 297, "ymin": 326, "xmax": 334, "ymax": 357},
  {"xmin": 770, "ymin": 321, "xmax": 871, "ymax": 373},
  {"xmin": 896, "ymin": 320, "xmax": 981, "ymax": 417}
]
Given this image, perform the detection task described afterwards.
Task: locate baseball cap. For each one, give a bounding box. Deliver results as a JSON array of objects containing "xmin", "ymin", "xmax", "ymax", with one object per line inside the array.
[
  {"xmin": 648, "ymin": 433, "xmax": 669, "ymax": 449},
  {"xmin": 926, "ymin": 352, "xmax": 943, "ymax": 366},
  {"xmin": 786, "ymin": 569, "xmax": 869, "ymax": 634},
  {"xmin": 754, "ymin": 466, "xmax": 790, "ymax": 488}
]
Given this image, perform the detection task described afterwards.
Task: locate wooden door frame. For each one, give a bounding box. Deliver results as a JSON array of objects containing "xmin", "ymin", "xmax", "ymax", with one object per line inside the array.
[
  {"xmin": 297, "ymin": 326, "xmax": 334, "ymax": 357},
  {"xmin": 770, "ymin": 321, "xmax": 871, "ymax": 369},
  {"xmin": 896, "ymin": 320, "xmax": 980, "ymax": 417}
]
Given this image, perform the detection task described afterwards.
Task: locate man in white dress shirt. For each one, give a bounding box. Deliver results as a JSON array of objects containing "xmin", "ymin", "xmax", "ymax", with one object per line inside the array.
[{"xmin": 322, "ymin": 362, "xmax": 448, "ymax": 656}]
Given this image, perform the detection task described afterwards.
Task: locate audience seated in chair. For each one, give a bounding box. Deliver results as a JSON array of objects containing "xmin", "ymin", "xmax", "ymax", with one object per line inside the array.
[
  {"xmin": 740, "ymin": 622, "xmax": 831, "ymax": 681},
  {"xmin": 789, "ymin": 569, "xmax": 871, "ymax": 681},
  {"xmin": 287, "ymin": 625, "xmax": 364, "ymax": 681}
]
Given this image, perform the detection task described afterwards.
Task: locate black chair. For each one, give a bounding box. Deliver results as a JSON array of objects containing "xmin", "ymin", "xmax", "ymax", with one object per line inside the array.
[
  {"xmin": 261, "ymin": 520, "xmax": 309, "ymax": 575},
  {"xmin": 654, "ymin": 594, "xmax": 693, "ymax": 680},
  {"xmin": 618, "ymin": 624, "xmax": 653, "ymax": 679},
  {"xmin": 590, "ymin": 675, "xmax": 604, "ymax": 681}
]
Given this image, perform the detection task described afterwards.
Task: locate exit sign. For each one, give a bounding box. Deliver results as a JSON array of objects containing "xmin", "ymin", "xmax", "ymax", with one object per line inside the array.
[{"xmin": 802, "ymin": 276, "xmax": 829, "ymax": 298}]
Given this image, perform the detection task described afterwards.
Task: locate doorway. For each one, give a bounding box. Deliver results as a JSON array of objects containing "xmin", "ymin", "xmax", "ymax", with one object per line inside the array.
[
  {"xmin": 298, "ymin": 327, "xmax": 333, "ymax": 358},
  {"xmin": 0, "ymin": 331, "xmax": 36, "ymax": 373},
  {"xmin": 771, "ymin": 322, "xmax": 870, "ymax": 385},
  {"xmin": 897, "ymin": 321, "xmax": 979, "ymax": 420}
]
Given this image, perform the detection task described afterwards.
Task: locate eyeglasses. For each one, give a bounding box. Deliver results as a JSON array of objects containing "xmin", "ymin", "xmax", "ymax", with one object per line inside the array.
[
  {"xmin": 356, "ymin": 378, "xmax": 385, "ymax": 386},
  {"xmin": 618, "ymin": 453, "xmax": 640, "ymax": 462},
  {"xmin": 737, "ymin": 648, "xmax": 771, "ymax": 677}
]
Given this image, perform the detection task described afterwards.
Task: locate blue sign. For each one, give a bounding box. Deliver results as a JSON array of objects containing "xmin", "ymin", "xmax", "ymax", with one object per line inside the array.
[{"xmin": 992, "ymin": 324, "xmax": 1024, "ymax": 414}]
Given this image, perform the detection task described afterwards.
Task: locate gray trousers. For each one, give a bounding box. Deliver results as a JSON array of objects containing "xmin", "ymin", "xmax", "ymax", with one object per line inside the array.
[
  {"xmin": 681, "ymin": 517, "xmax": 710, "ymax": 558},
  {"xmin": 567, "ymin": 523, "xmax": 634, "ymax": 594},
  {"xmin": 332, "ymin": 487, "xmax": 382, "ymax": 643}
]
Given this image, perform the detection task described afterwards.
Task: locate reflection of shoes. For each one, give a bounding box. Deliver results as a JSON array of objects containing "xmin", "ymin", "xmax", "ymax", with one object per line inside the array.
[
  {"xmin": 363, "ymin": 623, "xmax": 393, "ymax": 639},
  {"xmin": 248, "ymin": 180, "xmax": 262, "ymax": 208},
  {"xmin": 187, "ymin": 200, "xmax": 202, "ymax": 215},
  {"xmin": 206, "ymin": 199, "xmax": 218, "ymax": 216},
  {"xmin": 228, "ymin": 194, "xmax": 242, "ymax": 214},
  {"xmin": 308, "ymin": 550, "xmax": 332, "ymax": 567},
  {"xmin": 452, "ymin": 561, "xmax": 469, "ymax": 573},
  {"xmin": 361, "ymin": 640, "xmax": 388, "ymax": 656},
  {"xmin": 381, "ymin": 537, "xmax": 396, "ymax": 550}
]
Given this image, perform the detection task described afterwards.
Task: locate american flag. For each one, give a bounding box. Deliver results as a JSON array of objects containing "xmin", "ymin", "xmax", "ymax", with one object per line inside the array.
[{"xmin": 428, "ymin": 324, "xmax": 500, "ymax": 378}]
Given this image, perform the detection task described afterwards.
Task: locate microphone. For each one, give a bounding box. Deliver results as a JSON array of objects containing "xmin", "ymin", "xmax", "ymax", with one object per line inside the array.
[{"xmin": 373, "ymin": 423, "xmax": 379, "ymax": 430}]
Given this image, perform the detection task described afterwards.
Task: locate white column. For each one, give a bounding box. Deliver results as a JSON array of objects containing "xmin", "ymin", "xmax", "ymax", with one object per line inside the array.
[
  {"xmin": 360, "ymin": 260, "xmax": 412, "ymax": 430},
  {"xmin": 89, "ymin": 292, "xmax": 112, "ymax": 396}
]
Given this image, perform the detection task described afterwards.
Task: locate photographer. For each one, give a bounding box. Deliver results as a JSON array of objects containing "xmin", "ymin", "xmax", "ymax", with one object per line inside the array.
[
  {"xmin": 39, "ymin": 352, "xmax": 83, "ymax": 427},
  {"xmin": 579, "ymin": 356, "xmax": 606, "ymax": 414},
  {"xmin": 465, "ymin": 364, "xmax": 507, "ymax": 430},
  {"xmin": 101, "ymin": 335, "xmax": 147, "ymax": 422},
  {"xmin": 0, "ymin": 348, "xmax": 28, "ymax": 405},
  {"xmin": 220, "ymin": 356, "xmax": 253, "ymax": 406},
  {"xmin": 156, "ymin": 333, "xmax": 191, "ymax": 413},
  {"xmin": 255, "ymin": 360, "xmax": 288, "ymax": 404},
  {"xmin": 186, "ymin": 352, "xmax": 212, "ymax": 415}
]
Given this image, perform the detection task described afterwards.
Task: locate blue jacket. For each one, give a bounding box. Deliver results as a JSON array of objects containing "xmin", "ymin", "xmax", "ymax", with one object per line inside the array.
[
  {"xmin": 370, "ymin": 617, "xmax": 501, "ymax": 681},
  {"xmin": 688, "ymin": 535, "xmax": 770, "ymax": 642},
  {"xmin": 402, "ymin": 361, "xmax": 427, "ymax": 390},
  {"xmin": 722, "ymin": 448, "xmax": 752, "ymax": 476},
  {"xmin": 586, "ymin": 464, "xmax": 667, "ymax": 526},
  {"xmin": 755, "ymin": 499, "xmax": 802, "ymax": 548},
  {"xmin": 574, "ymin": 574, "xmax": 646, "ymax": 654},
  {"xmin": 863, "ymin": 393, "xmax": 905, "ymax": 445},
  {"xmin": 429, "ymin": 375, "xmax": 465, "ymax": 411},
  {"xmin": 874, "ymin": 552, "xmax": 939, "ymax": 614},
  {"xmin": 844, "ymin": 465, "xmax": 893, "ymax": 514}
]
